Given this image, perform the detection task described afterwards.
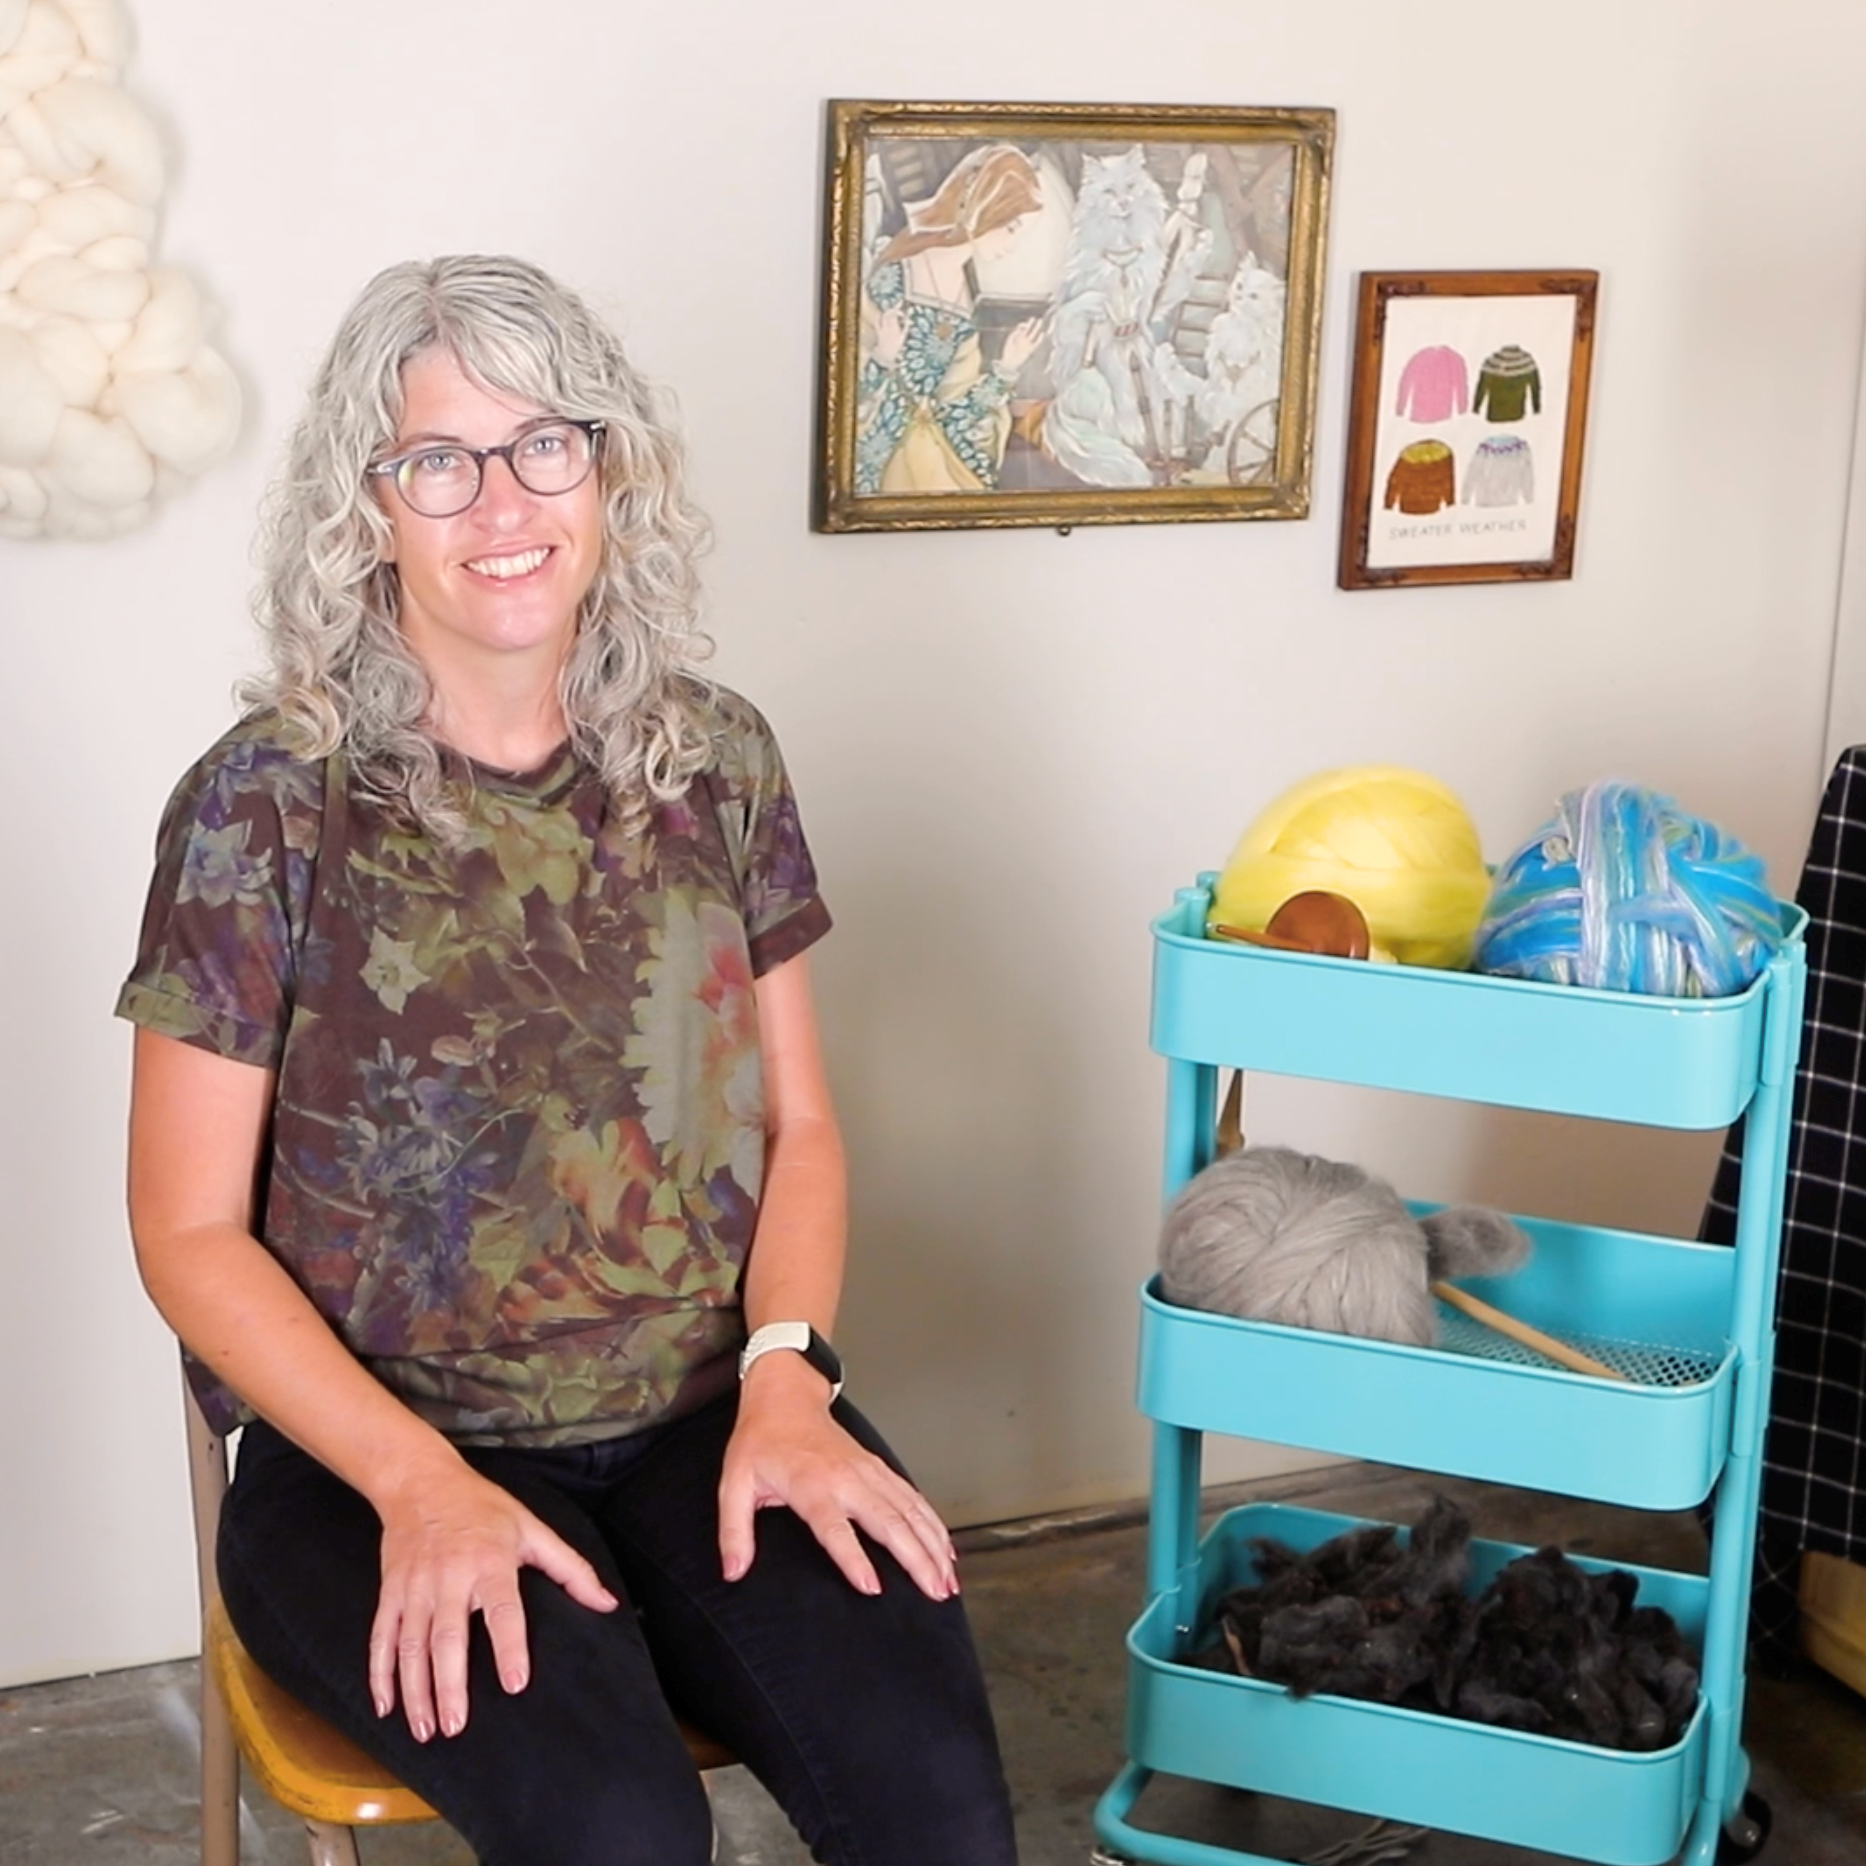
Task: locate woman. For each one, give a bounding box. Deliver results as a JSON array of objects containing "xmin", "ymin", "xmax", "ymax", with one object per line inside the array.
[
  {"xmin": 854, "ymin": 143, "xmax": 1047, "ymax": 495},
  {"xmin": 119, "ymin": 255, "xmax": 1018, "ymax": 1866}
]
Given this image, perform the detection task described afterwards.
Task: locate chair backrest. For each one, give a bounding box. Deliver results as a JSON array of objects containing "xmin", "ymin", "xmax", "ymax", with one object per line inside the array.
[
  {"xmin": 184, "ymin": 1373, "xmax": 244, "ymax": 1866},
  {"xmin": 182, "ymin": 1372, "xmax": 229, "ymax": 1627}
]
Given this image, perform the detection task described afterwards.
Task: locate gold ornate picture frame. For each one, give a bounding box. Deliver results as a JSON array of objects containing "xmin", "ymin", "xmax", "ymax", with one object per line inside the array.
[
  {"xmin": 814, "ymin": 99, "xmax": 1335, "ymax": 534},
  {"xmin": 1337, "ymin": 268, "xmax": 1599, "ymax": 590}
]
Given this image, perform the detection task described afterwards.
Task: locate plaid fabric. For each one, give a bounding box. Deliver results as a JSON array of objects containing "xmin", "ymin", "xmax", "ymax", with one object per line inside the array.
[{"xmin": 1702, "ymin": 746, "xmax": 1866, "ymax": 1661}]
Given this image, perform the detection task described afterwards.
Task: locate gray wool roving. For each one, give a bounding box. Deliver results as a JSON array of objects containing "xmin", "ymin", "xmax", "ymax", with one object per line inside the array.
[
  {"xmin": 1158, "ymin": 1146, "xmax": 1530, "ymax": 1345},
  {"xmin": 1421, "ymin": 1203, "xmax": 1532, "ymax": 1283}
]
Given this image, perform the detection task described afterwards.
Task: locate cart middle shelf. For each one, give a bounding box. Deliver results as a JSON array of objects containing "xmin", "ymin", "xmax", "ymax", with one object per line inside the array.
[{"xmin": 1139, "ymin": 1208, "xmax": 1738, "ymax": 1509}]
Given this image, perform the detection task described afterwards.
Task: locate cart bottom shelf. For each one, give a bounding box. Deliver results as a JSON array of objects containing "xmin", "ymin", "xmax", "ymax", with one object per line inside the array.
[{"xmin": 1110, "ymin": 1504, "xmax": 1713, "ymax": 1866}]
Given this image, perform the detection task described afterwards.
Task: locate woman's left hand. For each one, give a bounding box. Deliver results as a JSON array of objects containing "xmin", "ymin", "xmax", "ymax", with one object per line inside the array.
[{"xmin": 718, "ymin": 1358, "xmax": 958, "ymax": 1601}]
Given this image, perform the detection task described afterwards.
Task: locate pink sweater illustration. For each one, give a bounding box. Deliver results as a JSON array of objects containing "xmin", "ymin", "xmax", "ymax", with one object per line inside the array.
[{"xmin": 1394, "ymin": 345, "xmax": 1469, "ymax": 423}]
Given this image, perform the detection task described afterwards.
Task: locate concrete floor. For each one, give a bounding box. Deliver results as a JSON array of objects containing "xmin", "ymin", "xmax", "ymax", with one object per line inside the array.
[{"xmin": 5, "ymin": 1460, "xmax": 1866, "ymax": 1865}]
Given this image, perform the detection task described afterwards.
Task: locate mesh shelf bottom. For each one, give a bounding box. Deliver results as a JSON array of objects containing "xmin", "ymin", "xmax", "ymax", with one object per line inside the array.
[{"xmin": 1432, "ymin": 1305, "xmax": 1724, "ymax": 1388}]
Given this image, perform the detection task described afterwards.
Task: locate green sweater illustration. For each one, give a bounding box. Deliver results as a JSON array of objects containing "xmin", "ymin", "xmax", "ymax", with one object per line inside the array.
[{"xmin": 1472, "ymin": 345, "xmax": 1542, "ymax": 423}]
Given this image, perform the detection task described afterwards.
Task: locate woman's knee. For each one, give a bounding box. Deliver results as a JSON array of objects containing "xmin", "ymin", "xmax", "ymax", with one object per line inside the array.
[
  {"xmin": 422, "ymin": 1575, "xmax": 724, "ymax": 1866},
  {"xmin": 805, "ymin": 1657, "xmax": 1018, "ymax": 1866},
  {"xmin": 474, "ymin": 1761, "xmax": 716, "ymax": 1866}
]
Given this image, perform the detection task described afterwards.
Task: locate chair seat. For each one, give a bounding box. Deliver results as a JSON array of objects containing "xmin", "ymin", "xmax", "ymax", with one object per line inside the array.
[
  {"xmin": 204, "ymin": 1596, "xmax": 737, "ymax": 1825},
  {"xmin": 205, "ymin": 1596, "xmax": 437, "ymax": 1826},
  {"xmin": 677, "ymin": 1715, "xmax": 737, "ymax": 1774}
]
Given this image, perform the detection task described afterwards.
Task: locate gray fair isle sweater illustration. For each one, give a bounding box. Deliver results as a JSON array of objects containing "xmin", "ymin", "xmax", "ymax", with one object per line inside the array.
[
  {"xmin": 1472, "ymin": 344, "xmax": 1541, "ymax": 422},
  {"xmin": 1464, "ymin": 434, "xmax": 1535, "ymax": 506}
]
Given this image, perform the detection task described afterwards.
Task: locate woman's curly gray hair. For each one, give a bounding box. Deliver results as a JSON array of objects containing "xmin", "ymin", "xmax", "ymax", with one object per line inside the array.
[{"xmin": 242, "ymin": 254, "xmax": 716, "ymax": 837}]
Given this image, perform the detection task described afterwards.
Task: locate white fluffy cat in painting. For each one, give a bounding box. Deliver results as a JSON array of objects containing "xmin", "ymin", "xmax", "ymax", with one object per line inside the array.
[
  {"xmin": 1196, "ymin": 255, "xmax": 1286, "ymax": 474},
  {"xmin": 1039, "ymin": 146, "xmax": 1209, "ymax": 488}
]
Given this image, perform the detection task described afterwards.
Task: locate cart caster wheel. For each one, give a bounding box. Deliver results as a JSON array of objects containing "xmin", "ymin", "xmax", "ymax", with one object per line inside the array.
[{"xmin": 1717, "ymin": 1790, "xmax": 1771, "ymax": 1862}]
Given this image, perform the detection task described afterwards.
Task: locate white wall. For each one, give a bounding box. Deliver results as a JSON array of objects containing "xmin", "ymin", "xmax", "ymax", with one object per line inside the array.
[
  {"xmin": 1826, "ymin": 313, "xmax": 1866, "ymax": 764},
  {"xmin": 5, "ymin": 0, "xmax": 1864, "ymax": 1685}
]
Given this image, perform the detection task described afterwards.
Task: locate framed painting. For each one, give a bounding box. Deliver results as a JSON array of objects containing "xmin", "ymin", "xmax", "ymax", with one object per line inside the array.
[
  {"xmin": 814, "ymin": 99, "xmax": 1335, "ymax": 534},
  {"xmin": 1337, "ymin": 268, "xmax": 1599, "ymax": 590}
]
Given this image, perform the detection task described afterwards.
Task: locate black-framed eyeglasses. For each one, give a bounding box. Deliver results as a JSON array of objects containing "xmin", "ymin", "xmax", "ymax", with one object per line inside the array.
[{"xmin": 367, "ymin": 419, "xmax": 604, "ymax": 518}]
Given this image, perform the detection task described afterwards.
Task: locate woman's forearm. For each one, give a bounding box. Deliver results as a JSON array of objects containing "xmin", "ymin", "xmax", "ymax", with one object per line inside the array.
[
  {"xmin": 128, "ymin": 1028, "xmax": 466, "ymax": 1511},
  {"xmin": 139, "ymin": 1218, "xmax": 466, "ymax": 1506},
  {"xmin": 717, "ymin": 961, "xmax": 957, "ymax": 1599},
  {"xmin": 130, "ymin": 1028, "xmax": 620, "ymax": 1736},
  {"xmin": 740, "ymin": 1107, "xmax": 847, "ymax": 1337},
  {"xmin": 738, "ymin": 958, "xmax": 849, "ymax": 1406}
]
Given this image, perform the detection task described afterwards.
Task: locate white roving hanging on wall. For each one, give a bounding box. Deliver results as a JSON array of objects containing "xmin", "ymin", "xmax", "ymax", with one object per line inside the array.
[{"xmin": 0, "ymin": 0, "xmax": 239, "ymax": 540}]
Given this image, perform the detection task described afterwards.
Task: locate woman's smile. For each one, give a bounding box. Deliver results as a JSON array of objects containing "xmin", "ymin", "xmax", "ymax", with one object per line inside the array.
[{"xmin": 463, "ymin": 545, "xmax": 554, "ymax": 580}]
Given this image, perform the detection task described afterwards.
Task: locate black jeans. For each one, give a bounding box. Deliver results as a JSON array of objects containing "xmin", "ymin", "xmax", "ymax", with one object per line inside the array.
[{"xmin": 218, "ymin": 1393, "xmax": 1018, "ymax": 1866}]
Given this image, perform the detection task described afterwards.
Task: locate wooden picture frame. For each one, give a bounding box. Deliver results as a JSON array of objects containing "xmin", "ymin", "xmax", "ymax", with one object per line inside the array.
[
  {"xmin": 814, "ymin": 99, "xmax": 1335, "ymax": 534},
  {"xmin": 1337, "ymin": 269, "xmax": 1598, "ymax": 590}
]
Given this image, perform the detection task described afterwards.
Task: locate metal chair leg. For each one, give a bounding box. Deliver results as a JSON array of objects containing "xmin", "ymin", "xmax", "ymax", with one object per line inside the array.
[
  {"xmin": 302, "ymin": 1821, "xmax": 362, "ymax": 1866},
  {"xmin": 199, "ymin": 1664, "xmax": 240, "ymax": 1866}
]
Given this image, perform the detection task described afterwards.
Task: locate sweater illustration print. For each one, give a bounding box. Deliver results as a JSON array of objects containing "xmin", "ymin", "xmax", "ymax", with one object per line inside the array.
[
  {"xmin": 1394, "ymin": 345, "xmax": 1469, "ymax": 424},
  {"xmin": 1472, "ymin": 345, "xmax": 1542, "ymax": 423},
  {"xmin": 1383, "ymin": 439, "xmax": 1455, "ymax": 515},
  {"xmin": 1465, "ymin": 434, "xmax": 1535, "ymax": 506}
]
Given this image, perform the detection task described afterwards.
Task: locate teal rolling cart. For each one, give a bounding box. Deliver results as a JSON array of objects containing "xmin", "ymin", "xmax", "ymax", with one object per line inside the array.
[{"xmin": 1092, "ymin": 875, "xmax": 1808, "ymax": 1866}]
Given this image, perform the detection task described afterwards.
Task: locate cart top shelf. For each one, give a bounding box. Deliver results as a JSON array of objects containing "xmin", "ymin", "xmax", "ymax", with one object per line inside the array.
[{"xmin": 1152, "ymin": 878, "xmax": 1805, "ymax": 1128}]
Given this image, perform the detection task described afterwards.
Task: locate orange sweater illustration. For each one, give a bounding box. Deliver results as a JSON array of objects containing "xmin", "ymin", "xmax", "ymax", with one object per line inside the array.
[{"xmin": 1384, "ymin": 439, "xmax": 1455, "ymax": 515}]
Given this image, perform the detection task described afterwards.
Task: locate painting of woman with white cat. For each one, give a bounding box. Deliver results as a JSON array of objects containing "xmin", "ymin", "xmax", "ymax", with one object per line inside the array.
[{"xmin": 850, "ymin": 130, "xmax": 1298, "ymax": 498}]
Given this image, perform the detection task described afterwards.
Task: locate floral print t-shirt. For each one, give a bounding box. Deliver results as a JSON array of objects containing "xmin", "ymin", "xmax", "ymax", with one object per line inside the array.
[{"xmin": 116, "ymin": 688, "xmax": 830, "ymax": 1445}]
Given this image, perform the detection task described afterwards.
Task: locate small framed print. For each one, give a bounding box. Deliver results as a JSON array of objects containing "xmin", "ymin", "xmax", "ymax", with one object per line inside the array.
[
  {"xmin": 815, "ymin": 98, "xmax": 1335, "ymax": 534},
  {"xmin": 1337, "ymin": 269, "xmax": 1598, "ymax": 590}
]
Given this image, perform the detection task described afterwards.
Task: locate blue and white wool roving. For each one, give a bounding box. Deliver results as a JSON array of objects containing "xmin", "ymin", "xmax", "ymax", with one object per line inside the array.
[{"xmin": 1473, "ymin": 782, "xmax": 1783, "ymax": 998}]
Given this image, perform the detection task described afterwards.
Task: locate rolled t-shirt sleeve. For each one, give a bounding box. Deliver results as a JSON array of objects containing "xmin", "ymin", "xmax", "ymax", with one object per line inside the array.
[
  {"xmin": 115, "ymin": 728, "xmax": 324, "ymax": 1069},
  {"xmin": 709, "ymin": 694, "xmax": 832, "ymax": 977}
]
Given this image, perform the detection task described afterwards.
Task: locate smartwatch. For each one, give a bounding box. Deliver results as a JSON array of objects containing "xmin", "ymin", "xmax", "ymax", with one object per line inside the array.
[{"xmin": 738, "ymin": 1321, "xmax": 844, "ymax": 1400}]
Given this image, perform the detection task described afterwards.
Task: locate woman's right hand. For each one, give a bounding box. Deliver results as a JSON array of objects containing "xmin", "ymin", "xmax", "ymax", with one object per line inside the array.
[
  {"xmin": 999, "ymin": 314, "xmax": 1046, "ymax": 376},
  {"xmin": 871, "ymin": 303, "xmax": 908, "ymax": 369},
  {"xmin": 369, "ymin": 1458, "xmax": 619, "ymax": 1741}
]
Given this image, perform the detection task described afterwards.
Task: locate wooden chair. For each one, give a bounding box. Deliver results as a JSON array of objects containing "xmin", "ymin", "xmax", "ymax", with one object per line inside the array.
[
  {"xmin": 1801, "ymin": 1547, "xmax": 1866, "ymax": 1697},
  {"xmin": 184, "ymin": 1377, "xmax": 734, "ymax": 1865}
]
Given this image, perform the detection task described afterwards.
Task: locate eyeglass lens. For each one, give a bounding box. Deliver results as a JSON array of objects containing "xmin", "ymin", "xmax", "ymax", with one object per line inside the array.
[{"xmin": 396, "ymin": 423, "xmax": 597, "ymax": 517}]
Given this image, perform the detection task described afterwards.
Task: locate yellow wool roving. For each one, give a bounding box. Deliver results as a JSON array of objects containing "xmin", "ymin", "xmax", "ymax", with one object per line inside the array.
[{"xmin": 1209, "ymin": 766, "xmax": 1490, "ymax": 969}]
